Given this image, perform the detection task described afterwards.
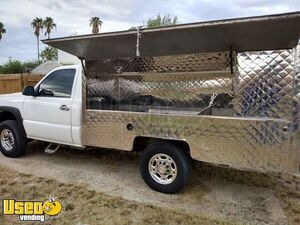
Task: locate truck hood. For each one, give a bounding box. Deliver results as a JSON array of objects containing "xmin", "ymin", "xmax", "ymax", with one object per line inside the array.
[
  {"xmin": 0, "ymin": 92, "xmax": 23, "ymax": 98},
  {"xmin": 0, "ymin": 92, "xmax": 24, "ymax": 109}
]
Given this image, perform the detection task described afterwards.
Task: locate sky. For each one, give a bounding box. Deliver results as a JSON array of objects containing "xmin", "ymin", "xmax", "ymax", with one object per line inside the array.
[{"xmin": 0, "ymin": 0, "xmax": 299, "ymax": 64}]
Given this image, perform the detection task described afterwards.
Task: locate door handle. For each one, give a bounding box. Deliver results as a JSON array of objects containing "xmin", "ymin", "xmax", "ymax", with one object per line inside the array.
[{"xmin": 60, "ymin": 105, "xmax": 70, "ymax": 111}]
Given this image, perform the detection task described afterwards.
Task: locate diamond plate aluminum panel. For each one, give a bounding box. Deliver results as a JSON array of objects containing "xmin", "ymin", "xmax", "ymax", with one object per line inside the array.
[
  {"xmin": 85, "ymin": 52, "xmax": 232, "ymax": 115},
  {"xmin": 234, "ymin": 49, "xmax": 295, "ymax": 120},
  {"xmin": 82, "ymin": 48, "xmax": 300, "ymax": 174},
  {"xmin": 293, "ymin": 43, "xmax": 300, "ymax": 164},
  {"xmin": 83, "ymin": 111, "xmax": 296, "ymax": 172},
  {"xmin": 86, "ymin": 52, "xmax": 230, "ymax": 76},
  {"xmin": 296, "ymin": 44, "xmax": 300, "ymax": 96},
  {"xmin": 86, "ymin": 72, "xmax": 233, "ymax": 115}
]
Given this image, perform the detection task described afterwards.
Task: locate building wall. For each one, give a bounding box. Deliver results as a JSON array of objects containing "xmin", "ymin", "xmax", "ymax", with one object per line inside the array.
[{"xmin": 58, "ymin": 50, "xmax": 81, "ymax": 65}]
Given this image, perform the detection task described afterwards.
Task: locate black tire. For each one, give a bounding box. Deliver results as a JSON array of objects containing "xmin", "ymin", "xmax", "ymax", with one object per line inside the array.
[
  {"xmin": 140, "ymin": 142, "xmax": 191, "ymax": 194},
  {"xmin": 0, "ymin": 120, "xmax": 27, "ymax": 157}
]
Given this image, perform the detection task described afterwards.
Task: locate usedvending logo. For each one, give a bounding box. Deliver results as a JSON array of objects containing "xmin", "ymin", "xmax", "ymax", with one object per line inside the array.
[{"xmin": 2, "ymin": 197, "xmax": 62, "ymax": 222}]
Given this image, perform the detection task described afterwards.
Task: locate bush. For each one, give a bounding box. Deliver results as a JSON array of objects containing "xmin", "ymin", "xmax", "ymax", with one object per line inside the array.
[
  {"xmin": 23, "ymin": 61, "xmax": 40, "ymax": 72},
  {"xmin": 0, "ymin": 60, "xmax": 40, "ymax": 74},
  {"xmin": 0, "ymin": 60, "xmax": 23, "ymax": 74}
]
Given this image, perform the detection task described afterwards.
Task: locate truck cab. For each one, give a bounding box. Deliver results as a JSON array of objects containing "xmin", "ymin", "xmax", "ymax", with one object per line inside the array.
[{"xmin": 0, "ymin": 65, "xmax": 84, "ymax": 156}]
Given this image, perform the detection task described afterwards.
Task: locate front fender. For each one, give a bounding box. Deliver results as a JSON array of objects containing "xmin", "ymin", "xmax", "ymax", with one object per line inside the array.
[{"xmin": 0, "ymin": 106, "xmax": 27, "ymax": 137}]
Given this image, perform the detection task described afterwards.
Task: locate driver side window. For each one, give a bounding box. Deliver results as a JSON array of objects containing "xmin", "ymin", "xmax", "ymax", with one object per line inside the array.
[{"xmin": 39, "ymin": 69, "xmax": 76, "ymax": 98}]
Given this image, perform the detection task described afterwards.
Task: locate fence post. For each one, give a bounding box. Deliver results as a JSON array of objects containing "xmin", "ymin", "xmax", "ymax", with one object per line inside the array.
[{"xmin": 21, "ymin": 73, "xmax": 24, "ymax": 91}]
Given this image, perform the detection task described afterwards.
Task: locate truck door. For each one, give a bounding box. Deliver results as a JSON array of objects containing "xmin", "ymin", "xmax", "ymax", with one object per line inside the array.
[{"xmin": 23, "ymin": 69, "xmax": 76, "ymax": 144}]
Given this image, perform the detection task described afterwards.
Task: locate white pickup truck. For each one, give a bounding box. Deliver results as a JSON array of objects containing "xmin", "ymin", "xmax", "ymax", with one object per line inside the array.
[{"xmin": 1, "ymin": 13, "xmax": 300, "ymax": 194}]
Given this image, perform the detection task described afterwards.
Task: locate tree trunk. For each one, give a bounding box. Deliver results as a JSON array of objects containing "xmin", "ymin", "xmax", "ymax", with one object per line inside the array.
[{"xmin": 37, "ymin": 36, "xmax": 40, "ymax": 62}]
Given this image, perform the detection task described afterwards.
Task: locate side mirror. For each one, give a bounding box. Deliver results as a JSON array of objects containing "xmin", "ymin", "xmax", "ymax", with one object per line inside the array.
[{"xmin": 22, "ymin": 86, "xmax": 37, "ymax": 96}]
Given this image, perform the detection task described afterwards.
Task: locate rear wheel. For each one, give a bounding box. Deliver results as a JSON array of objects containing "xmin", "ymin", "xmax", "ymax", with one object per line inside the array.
[
  {"xmin": 140, "ymin": 142, "xmax": 191, "ymax": 194},
  {"xmin": 0, "ymin": 120, "xmax": 27, "ymax": 157}
]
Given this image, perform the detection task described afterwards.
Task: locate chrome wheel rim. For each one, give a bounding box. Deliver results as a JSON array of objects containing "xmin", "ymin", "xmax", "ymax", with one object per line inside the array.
[
  {"xmin": 1, "ymin": 129, "xmax": 15, "ymax": 151},
  {"xmin": 148, "ymin": 153, "xmax": 177, "ymax": 185}
]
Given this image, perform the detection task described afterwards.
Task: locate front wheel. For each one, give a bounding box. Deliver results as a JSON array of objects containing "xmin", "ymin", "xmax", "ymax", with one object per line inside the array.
[
  {"xmin": 140, "ymin": 142, "xmax": 191, "ymax": 194},
  {"xmin": 0, "ymin": 120, "xmax": 27, "ymax": 157}
]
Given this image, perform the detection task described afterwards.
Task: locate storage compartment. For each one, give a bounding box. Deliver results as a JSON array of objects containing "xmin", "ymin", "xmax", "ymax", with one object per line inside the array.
[{"xmin": 85, "ymin": 52, "xmax": 234, "ymax": 116}]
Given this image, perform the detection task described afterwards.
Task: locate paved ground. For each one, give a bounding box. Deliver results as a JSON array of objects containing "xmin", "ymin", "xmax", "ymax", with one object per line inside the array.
[{"xmin": 0, "ymin": 141, "xmax": 293, "ymax": 225}]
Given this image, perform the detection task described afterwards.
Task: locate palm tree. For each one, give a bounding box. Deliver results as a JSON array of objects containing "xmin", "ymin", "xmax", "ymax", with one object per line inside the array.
[
  {"xmin": 89, "ymin": 17, "xmax": 103, "ymax": 34},
  {"xmin": 43, "ymin": 17, "xmax": 56, "ymax": 39},
  {"xmin": 0, "ymin": 22, "xmax": 6, "ymax": 40},
  {"xmin": 31, "ymin": 17, "xmax": 43, "ymax": 62},
  {"xmin": 147, "ymin": 14, "xmax": 178, "ymax": 28}
]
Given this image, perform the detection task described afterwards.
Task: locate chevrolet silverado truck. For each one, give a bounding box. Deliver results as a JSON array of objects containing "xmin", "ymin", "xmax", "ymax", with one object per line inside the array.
[{"xmin": 0, "ymin": 12, "xmax": 299, "ymax": 194}]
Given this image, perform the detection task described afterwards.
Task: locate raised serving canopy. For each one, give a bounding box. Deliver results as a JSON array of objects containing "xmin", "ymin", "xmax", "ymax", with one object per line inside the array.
[{"xmin": 43, "ymin": 12, "xmax": 300, "ymax": 59}]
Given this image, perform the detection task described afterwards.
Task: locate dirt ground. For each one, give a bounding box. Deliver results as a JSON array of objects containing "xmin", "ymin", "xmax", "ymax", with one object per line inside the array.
[
  {"xmin": 0, "ymin": 141, "xmax": 299, "ymax": 225},
  {"xmin": 0, "ymin": 165, "xmax": 229, "ymax": 225}
]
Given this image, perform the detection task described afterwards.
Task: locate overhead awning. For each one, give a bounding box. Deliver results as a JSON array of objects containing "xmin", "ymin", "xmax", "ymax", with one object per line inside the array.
[{"xmin": 43, "ymin": 12, "xmax": 300, "ymax": 60}]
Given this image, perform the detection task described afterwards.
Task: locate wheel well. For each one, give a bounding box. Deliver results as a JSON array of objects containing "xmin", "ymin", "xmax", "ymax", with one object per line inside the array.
[
  {"xmin": 132, "ymin": 136, "xmax": 191, "ymax": 156},
  {"xmin": 0, "ymin": 111, "xmax": 17, "ymax": 123},
  {"xmin": 0, "ymin": 107, "xmax": 27, "ymax": 137}
]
